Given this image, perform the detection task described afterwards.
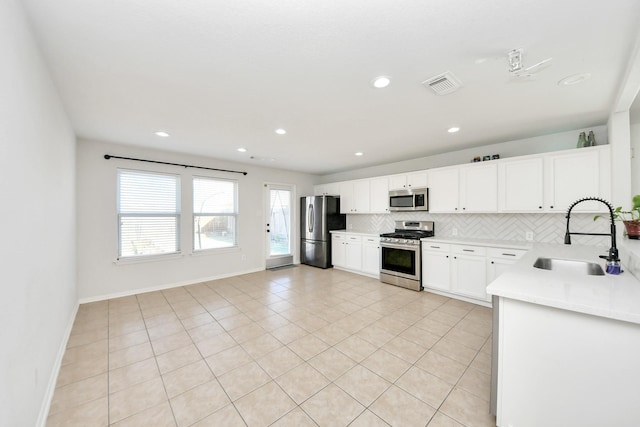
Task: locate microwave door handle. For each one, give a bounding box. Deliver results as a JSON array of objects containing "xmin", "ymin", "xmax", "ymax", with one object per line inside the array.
[{"xmin": 308, "ymin": 204, "xmax": 314, "ymax": 233}]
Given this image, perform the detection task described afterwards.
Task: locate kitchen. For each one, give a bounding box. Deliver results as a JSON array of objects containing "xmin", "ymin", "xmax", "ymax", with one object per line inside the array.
[{"xmin": 3, "ymin": 0, "xmax": 640, "ymax": 426}]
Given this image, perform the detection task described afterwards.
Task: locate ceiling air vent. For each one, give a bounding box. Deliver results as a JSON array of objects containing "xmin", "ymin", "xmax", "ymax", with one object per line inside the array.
[{"xmin": 422, "ymin": 72, "xmax": 462, "ymax": 95}]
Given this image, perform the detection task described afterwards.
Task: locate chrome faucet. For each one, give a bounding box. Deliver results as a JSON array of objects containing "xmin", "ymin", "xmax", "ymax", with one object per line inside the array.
[{"xmin": 564, "ymin": 197, "xmax": 620, "ymax": 272}]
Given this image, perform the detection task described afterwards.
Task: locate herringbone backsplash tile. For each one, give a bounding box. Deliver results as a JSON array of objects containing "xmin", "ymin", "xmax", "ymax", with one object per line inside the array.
[{"xmin": 348, "ymin": 212, "xmax": 611, "ymax": 246}]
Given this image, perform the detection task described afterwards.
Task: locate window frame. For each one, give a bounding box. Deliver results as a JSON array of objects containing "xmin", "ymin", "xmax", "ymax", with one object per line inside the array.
[
  {"xmin": 116, "ymin": 168, "xmax": 181, "ymax": 260},
  {"xmin": 192, "ymin": 175, "xmax": 239, "ymax": 252}
]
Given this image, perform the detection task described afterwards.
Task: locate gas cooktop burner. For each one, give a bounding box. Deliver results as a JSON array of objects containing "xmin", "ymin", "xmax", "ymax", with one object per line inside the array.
[
  {"xmin": 380, "ymin": 231, "xmax": 434, "ymax": 240},
  {"xmin": 380, "ymin": 220, "xmax": 435, "ymax": 240}
]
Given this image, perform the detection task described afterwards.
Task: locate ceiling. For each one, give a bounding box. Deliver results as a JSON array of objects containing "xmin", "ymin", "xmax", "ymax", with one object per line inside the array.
[{"xmin": 22, "ymin": 0, "xmax": 640, "ymax": 175}]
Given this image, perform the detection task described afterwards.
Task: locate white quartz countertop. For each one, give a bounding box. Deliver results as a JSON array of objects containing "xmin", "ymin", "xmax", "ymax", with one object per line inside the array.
[
  {"xmin": 487, "ymin": 243, "xmax": 640, "ymax": 324},
  {"xmin": 421, "ymin": 237, "xmax": 532, "ymax": 249},
  {"xmin": 330, "ymin": 229, "xmax": 386, "ymax": 236}
]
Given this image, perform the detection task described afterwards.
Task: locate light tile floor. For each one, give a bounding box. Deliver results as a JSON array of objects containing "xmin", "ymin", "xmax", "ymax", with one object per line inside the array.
[{"xmin": 47, "ymin": 266, "xmax": 496, "ymax": 427}]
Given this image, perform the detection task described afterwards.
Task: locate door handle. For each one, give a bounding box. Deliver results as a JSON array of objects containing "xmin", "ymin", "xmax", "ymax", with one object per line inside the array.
[{"xmin": 308, "ymin": 204, "xmax": 314, "ymax": 233}]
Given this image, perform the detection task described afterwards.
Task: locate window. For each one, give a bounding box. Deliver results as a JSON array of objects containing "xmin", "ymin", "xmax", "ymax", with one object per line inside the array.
[
  {"xmin": 193, "ymin": 177, "xmax": 238, "ymax": 250},
  {"xmin": 117, "ymin": 169, "xmax": 180, "ymax": 258}
]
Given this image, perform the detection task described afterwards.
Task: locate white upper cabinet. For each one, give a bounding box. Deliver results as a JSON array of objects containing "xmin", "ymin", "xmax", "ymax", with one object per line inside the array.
[
  {"xmin": 369, "ymin": 177, "xmax": 390, "ymax": 213},
  {"xmin": 340, "ymin": 180, "xmax": 370, "ymax": 213},
  {"xmin": 544, "ymin": 146, "xmax": 610, "ymax": 212},
  {"xmin": 459, "ymin": 162, "xmax": 498, "ymax": 212},
  {"xmin": 325, "ymin": 145, "xmax": 611, "ymax": 215},
  {"xmin": 427, "ymin": 167, "xmax": 460, "ymax": 213},
  {"xmin": 314, "ymin": 182, "xmax": 340, "ymax": 196},
  {"xmin": 498, "ymin": 157, "xmax": 545, "ymax": 212},
  {"xmin": 388, "ymin": 171, "xmax": 428, "ymax": 190}
]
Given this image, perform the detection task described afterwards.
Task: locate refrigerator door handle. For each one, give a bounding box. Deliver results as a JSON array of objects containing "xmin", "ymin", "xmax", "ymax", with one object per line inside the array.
[{"xmin": 308, "ymin": 204, "xmax": 314, "ymax": 233}]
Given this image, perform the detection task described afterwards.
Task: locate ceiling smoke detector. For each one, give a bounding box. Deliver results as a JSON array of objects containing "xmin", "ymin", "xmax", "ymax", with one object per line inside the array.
[{"xmin": 422, "ymin": 72, "xmax": 462, "ymax": 95}]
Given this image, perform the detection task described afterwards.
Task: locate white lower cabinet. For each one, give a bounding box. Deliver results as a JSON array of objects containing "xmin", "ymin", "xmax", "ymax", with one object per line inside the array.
[
  {"xmin": 331, "ymin": 234, "xmax": 346, "ymax": 267},
  {"xmin": 451, "ymin": 245, "xmax": 487, "ymax": 301},
  {"xmin": 345, "ymin": 235, "xmax": 362, "ymax": 271},
  {"xmin": 487, "ymin": 248, "xmax": 527, "ymax": 284},
  {"xmin": 421, "ymin": 243, "xmax": 451, "ymax": 292},
  {"xmin": 422, "ymin": 241, "xmax": 527, "ymax": 306},
  {"xmin": 331, "ymin": 232, "xmax": 379, "ymax": 278},
  {"xmin": 362, "ymin": 236, "xmax": 381, "ymax": 276}
]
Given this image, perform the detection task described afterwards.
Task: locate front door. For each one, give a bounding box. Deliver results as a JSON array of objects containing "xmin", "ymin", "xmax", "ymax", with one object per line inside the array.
[{"xmin": 265, "ymin": 184, "xmax": 294, "ymax": 269}]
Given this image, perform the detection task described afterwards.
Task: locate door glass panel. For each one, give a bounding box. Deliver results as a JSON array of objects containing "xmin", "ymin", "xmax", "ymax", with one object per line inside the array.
[{"xmin": 269, "ymin": 189, "xmax": 291, "ymax": 256}]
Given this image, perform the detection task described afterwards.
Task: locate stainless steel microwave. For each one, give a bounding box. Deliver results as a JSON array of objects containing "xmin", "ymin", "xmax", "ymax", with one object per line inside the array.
[{"xmin": 389, "ymin": 188, "xmax": 429, "ymax": 211}]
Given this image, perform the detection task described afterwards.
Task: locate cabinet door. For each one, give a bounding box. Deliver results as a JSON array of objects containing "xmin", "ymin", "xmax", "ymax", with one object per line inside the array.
[
  {"xmin": 407, "ymin": 171, "xmax": 428, "ymax": 189},
  {"xmin": 388, "ymin": 174, "xmax": 408, "ymax": 190},
  {"xmin": 339, "ymin": 182, "xmax": 354, "ymax": 214},
  {"xmin": 353, "ymin": 180, "xmax": 370, "ymax": 213},
  {"xmin": 369, "ymin": 177, "xmax": 389, "ymax": 213},
  {"xmin": 487, "ymin": 258, "xmax": 517, "ymax": 284},
  {"xmin": 422, "ymin": 250, "xmax": 451, "ymax": 291},
  {"xmin": 451, "ymin": 253, "xmax": 487, "ymax": 300},
  {"xmin": 498, "ymin": 157, "xmax": 544, "ymax": 212},
  {"xmin": 362, "ymin": 238, "xmax": 380, "ymax": 275},
  {"xmin": 314, "ymin": 182, "xmax": 340, "ymax": 196},
  {"xmin": 331, "ymin": 235, "xmax": 346, "ymax": 267},
  {"xmin": 345, "ymin": 238, "xmax": 362, "ymax": 271},
  {"xmin": 545, "ymin": 148, "xmax": 608, "ymax": 212},
  {"xmin": 428, "ymin": 168, "xmax": 459, "ymax": 213},
  {"xmin": 460, "ymin": 163, "xmax": 497, "ymax": 212}
]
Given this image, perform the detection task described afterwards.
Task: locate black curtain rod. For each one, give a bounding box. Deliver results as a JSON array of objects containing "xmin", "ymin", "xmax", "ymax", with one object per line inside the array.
[{"xmin": 104, "ymin": 154, "xmax": 248, "ymax": 175}]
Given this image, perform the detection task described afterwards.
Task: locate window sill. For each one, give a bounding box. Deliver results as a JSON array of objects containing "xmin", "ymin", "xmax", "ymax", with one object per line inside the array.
[
  {"xmin": 190, "ymin": 246, "xmax": 241, "ymax": 257},
  {"xmin": 114, "ymin": 252, "xmax": 184, "ymax": 265}
]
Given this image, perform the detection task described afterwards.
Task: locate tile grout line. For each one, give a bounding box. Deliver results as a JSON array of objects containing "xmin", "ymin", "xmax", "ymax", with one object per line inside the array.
[
  {"xmin": 66, "ymin": 270, "xmax": 493, "ymax": 427},
  {"xmin": 137, "ymin": 292, "xmax": 178, "ymax": 427},
  {"xmin": 181, "ymin": 283, "xmax": 253, "ymax": 426}
]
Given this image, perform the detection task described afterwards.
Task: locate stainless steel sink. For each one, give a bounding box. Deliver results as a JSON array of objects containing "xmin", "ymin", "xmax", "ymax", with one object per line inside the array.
[{"xmin": 533, "ymin": 257, "xmax": 605, "ymax": 276}]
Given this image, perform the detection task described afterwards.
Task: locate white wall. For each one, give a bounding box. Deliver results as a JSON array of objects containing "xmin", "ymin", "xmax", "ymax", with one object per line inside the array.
[
  {"xmin": 0, "ymin": 1, "xmax": 77, "ymax": 426},
  {"xmin": 631, "ymin": 123, "xmax": 640, "ymax": 196},
  {"xmin": 608, "ymin": 111, "xmax": 632, "ymax": 207},
  {"xmin": 76, "ymin": 139, "xmax": 317, "ymax": 301},
  {"xmin": 320, "ymin": 125, "xmax": 608, "ymax": 182}
]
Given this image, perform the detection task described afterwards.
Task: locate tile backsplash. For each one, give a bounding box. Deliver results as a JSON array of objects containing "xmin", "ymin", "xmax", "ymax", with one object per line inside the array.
[{"xmin": 347, "ymin": 212, "xmax": 612, "ymax": 246}]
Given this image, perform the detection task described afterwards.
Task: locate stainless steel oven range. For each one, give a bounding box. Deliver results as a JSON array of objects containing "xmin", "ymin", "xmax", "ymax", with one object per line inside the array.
[{"xmin": 380, "ymin": 220, "xmax": 434, "ymax": 291}]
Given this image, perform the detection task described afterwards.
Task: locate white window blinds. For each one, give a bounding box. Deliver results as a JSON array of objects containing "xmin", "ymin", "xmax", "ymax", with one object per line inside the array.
[
  {"xmin": 193, "ymin": 177, "xmax": 238, "ymax": 250},
  {"xmin": 118, "ymin": 169, "xmax": 180, "ymax": 258}
]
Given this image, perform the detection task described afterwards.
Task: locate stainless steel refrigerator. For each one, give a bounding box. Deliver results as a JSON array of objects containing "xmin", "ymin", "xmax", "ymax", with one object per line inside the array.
[{"xmin": 300, "ymin": 196, "xmax": 346, "ymax": 268}]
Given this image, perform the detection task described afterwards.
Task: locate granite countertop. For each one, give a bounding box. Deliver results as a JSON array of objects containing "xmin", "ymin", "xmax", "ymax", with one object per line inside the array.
[{"xmin": 487, "ymin": 243, "xmax": 640, "ymax": 325}]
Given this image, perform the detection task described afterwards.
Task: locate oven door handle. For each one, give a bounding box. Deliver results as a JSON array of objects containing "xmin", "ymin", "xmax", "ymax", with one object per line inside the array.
[{"xmin": 380, "ymin": 242, "xmax": 420, "ymax": 251}]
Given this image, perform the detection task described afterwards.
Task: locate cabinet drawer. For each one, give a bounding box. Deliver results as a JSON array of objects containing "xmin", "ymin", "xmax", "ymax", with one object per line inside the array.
[
  {"xmin": 363, "ymin": 236, "xmax": 380, "ymax": 246},
  {"xmin": 486, "ymin": 247, "xmax": 527, "ymax": 259},
  {"xmin": 422, "ymin": 242, "xmax": 451, "ymax": 253},
  {"xmin": 332, "ymin": 234, "xmax": 345, "ymax": 241},
  {"xmin": 346, "ymin": 235, "xmax": 362, "ymax": 243},
  {"xmin": 451, "ymin": 244, "xmax": 486, "ymax": 256}
]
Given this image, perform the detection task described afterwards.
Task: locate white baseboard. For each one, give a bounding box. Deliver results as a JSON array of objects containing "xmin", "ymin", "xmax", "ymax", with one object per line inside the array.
[
  {"xmin": 36, "ymin": 301, "xmax": 79, "ymax": 427},
  {"xmin": 78, "ymin": 267, "xmax": 264, "ymax": 304}
]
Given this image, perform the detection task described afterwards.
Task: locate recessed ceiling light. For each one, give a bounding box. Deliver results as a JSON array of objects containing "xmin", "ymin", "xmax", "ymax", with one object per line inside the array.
[
  {"xmin": 237, "ymin": 148, "xmax": 247, "ymax": 152},
  {"xmin": 355, "ymin": 152, "xmax": 364, "ymax": 156},
  {"xmin": 372, "ymin": 76, "xmax": 391, "ymax": 88},
  {"xmin": 558, "ymin": 73, "xmax": 591, "ymax": 86},
  {"xmin": 275, "ymin": 128, "xmax": 287, "ymax": 135},
  {"xmin": 448, "ymin": 127, "xmax": 460, "ymax": 133},
  {"xmin": 155, "ymin": 131, "xmax": 170, "ymax": 137}
]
